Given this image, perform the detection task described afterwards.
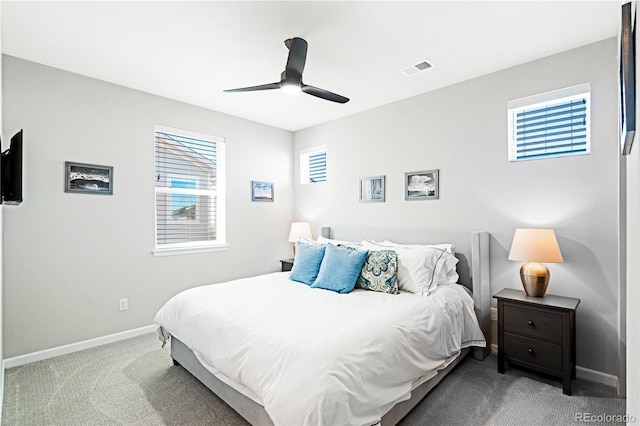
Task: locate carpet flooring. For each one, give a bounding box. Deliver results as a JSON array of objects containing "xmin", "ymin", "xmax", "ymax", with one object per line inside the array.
[{"xmin": 2, "ymin": 333, "xmax": 626, "ymax": 425}]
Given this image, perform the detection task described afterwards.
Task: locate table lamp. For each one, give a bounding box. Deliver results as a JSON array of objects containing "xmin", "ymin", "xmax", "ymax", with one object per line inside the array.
[
  {"xmin": 508, "ymin": 228, "xmax": 564, "ymax": 297},
  {"xmin": 288, "ymin": 222, "xmax": 312, "ymax": 256}
]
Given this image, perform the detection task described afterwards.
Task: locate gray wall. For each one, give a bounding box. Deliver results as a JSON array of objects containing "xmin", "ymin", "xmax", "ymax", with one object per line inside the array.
[
  {"xmin": 1, "ymin": 55, "xmax": 294, "ymax": 358},
  {"xmin": 293, "ymin": 38, "xmax": 620, "ymax": 377}
]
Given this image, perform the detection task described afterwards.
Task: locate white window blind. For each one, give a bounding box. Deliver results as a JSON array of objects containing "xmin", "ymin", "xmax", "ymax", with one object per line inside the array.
[
  {"xmin": 154, "ymin": 126, "xmax": 226, "ymax": 253},
  {"xmin": 508, "ymin": 84, "xmax": 590, "ymax": 161},
  {"xmin": 308, "ymin": 151, "xmax": 327, "ymax": 183},
  {"xmin": 300, "ymin": 146, "xmax": 327, "ymax": 184}
]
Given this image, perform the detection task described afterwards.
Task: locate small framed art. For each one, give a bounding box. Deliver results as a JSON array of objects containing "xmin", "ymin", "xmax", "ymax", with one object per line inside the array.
[
  {"xmin": 65, "ymin": 161, "xmax": 113, "ymax": 195},
  {"xmin": 360, "ymin": 175, "xmax": 385, "ymax": 203},
  {"xmin": 251, "ymin": 180, "xmax": 274, "ymax": 202},
  {"xmin": 405, "ymin": 169, "xmax": 438, "ymax": 200}
]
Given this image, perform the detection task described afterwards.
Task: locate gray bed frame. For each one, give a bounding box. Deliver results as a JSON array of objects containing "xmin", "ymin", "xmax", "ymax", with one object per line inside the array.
[{"xmin": 170, "ymin": 228, "xmax": 491, "ymax": 425}]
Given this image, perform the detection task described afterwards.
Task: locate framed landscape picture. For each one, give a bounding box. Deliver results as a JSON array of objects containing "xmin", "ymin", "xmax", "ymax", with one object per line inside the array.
[
  {"xmin": 65, "ymin": 161, "xmax": 113, "ymax": 195},
  {"xmin": 252, "ymin": 180, "xmax": 274, "ymax": 202},
  {"xmin": 359, "ymin": 175, "xmax": 385, "ymax": 203},
  {"xmin": 405, "ymin": 169, "xmax": 438, "ymax": 200}
]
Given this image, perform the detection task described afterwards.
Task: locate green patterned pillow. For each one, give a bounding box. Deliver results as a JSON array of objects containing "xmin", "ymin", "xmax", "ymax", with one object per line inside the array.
[{"xmin": 356, "ymin": 250, "xmax": 398, "ymax": 294}]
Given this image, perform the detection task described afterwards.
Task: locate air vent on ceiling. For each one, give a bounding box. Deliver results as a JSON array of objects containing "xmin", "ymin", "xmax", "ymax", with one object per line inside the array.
[{"xmin": 400, "ymin": 59, "xmax": 434, "ymax": 76}]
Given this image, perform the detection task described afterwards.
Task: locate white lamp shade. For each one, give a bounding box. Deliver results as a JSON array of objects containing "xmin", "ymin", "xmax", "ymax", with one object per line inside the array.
[
  {"xmin": 508, "ymin": 228, "xmax": 564, "ymax": 263},
  {"xmin": 288, "ymin": 222, "xmax": 312, "ymax": 243}
]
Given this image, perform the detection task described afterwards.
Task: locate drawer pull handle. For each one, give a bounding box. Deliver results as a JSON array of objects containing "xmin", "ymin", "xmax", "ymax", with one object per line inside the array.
[
  {"xmin": 528, "ymin": 348, "xmax": 534, "ymax": 355},
  {"xmin": 527, "ymin": 320, "xmax": 534, "ymax": 327}
]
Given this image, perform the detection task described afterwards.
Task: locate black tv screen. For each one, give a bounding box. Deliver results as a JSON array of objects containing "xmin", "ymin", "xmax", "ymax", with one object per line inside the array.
[
  {"xmin": 1, "ymin": 129, "xmax": 23, "ymax": 205},
  {"xmin": 620, "ymin": 1, "xmax": 636, "ymax": 155}
]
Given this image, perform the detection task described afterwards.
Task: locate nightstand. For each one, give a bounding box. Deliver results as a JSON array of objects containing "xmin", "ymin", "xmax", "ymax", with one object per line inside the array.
[
  {"xmin": 494, "ymin": 288, "xmax": 580, "ymax": 395},
  {"xmin": 280, "ymin": 258, "xmax": 294, "ymax": 272}
]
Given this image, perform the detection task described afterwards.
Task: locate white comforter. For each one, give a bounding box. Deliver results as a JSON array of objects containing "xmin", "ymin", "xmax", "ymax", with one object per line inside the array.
[{"xmin": 154, "ymin": 272, "xmax": 485, "ymax": 426}]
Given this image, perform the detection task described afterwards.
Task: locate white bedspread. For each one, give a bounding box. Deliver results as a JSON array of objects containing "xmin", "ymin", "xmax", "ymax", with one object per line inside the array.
[{"xmin": 154, "ymin": 272, "xmax": 485, "ymax": 426}]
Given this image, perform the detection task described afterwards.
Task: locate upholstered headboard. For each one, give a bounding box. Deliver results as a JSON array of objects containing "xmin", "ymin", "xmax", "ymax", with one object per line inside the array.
[{"xmin": 321, "ymin": 227, "xmax": 491, "ymax": 360}]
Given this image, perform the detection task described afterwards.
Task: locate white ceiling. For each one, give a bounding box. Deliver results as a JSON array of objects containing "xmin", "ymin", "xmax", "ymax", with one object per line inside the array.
[{"xmin": 1, "ymin": 1, "xmax": 620, "ymax": 132}]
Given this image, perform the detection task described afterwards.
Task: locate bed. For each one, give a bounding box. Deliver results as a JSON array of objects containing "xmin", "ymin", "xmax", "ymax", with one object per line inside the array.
[{"xmin": 155, "ymin": 228, "xmax": 491, "ymax": 425}]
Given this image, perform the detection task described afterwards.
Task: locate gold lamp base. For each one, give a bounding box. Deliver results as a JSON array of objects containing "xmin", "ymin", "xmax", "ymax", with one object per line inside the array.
[{"xmin": 520, "ymin": 262, "xmax": 550, "ymax": 297}]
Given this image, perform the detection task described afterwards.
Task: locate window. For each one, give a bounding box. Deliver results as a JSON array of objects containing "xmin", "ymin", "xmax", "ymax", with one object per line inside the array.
[
  {"xmin": 300, "ymin": 146, "xmax": 327, "ymax": 184},
  {"xmin": 154, "ymin": 126, "xmax": 226, "ymax": 254},
  {"xmin": 169, "ymin": 177, "xmax": 196, "ymax": 221},
  {"xmin": 508, "ymin": 84, "xmax": 590, "ymax": 161}
]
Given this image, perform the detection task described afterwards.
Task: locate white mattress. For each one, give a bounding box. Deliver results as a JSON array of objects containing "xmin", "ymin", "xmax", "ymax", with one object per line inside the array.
[{"xmin": 155, "ymin": 272, "xmax": 485, "ymax": 426}]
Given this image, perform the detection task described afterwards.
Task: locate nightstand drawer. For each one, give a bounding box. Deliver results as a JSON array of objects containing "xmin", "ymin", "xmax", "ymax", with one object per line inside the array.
[
  {"xmin": 504, "ymin": 332, "xmax": 562, "ymax": 372},
  {"xmin": 503, "ymin": 304, "xmax": 562, "ymax": 342}
]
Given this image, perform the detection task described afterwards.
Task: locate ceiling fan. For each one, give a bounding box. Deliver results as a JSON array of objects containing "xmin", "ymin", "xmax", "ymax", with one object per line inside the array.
[{"xmin": 224, "ymin": 37, "xmax": 349, "ymax": 104}]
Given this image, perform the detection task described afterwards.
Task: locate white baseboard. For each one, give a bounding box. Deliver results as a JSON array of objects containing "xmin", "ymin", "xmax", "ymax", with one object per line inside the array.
[
  {"xmin": 488, "ymin": 341, "xmax": 617, "ymax": 388},
  {"xmin": 3, "ymin": 324, "xmax": 157, "ymax": 369},
  {"xmin": 576, "ymin": 365, "xmax": 619, "ymax": 389}
]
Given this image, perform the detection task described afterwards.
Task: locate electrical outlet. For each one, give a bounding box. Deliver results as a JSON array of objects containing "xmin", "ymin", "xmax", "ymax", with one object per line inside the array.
[
  {"xmin": 490, "ymin": 307, "xmax": 497, "ymax": 321},
  {"xmin": 119, "ymin": 298, "xmax": 128, "ymax": 311}
]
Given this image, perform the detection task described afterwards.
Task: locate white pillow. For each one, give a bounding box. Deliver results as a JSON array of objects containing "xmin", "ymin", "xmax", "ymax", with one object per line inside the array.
[
  {"xmin": 317, "ymin": 236, "xmax": 360, "ymax": 249},
  {"xmin": 382, "ymin": 240, "xmax": 455, "ymax": 254},
  {"xmin": 359, "ymin": 239, "xmax": 385, "ymax": 250},
  {"xmin": 382, "ymin": 240, "xmax": 458, "ymax": 288},
  {"xmin": 297, "ymin": 237, "xmax": 320, "ymax": 245},
  {"xmin": 359, "ymin": 240, "xmax": 458, "ymax": 294}
]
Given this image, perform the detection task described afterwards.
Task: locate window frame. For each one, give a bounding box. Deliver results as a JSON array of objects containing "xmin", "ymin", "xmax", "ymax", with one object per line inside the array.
[
  {"xmin": 508, "ymin": 83, "xmax": 591, "ymax": 162},
  {"xmin": 153, "ymin": 125, "xmax": 227, "ymax": 256}
]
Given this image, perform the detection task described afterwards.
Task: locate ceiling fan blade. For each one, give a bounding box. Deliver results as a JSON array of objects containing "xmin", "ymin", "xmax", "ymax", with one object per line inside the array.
[
  {"xmin": 283, "ymin": 37, "xmax": 308, "ymax": 83},
  {"xmin": 224, "ymin": 82, "xmax": 280, "ymax": 93},
  {"xmin": 302, "ymin": 85, "xmax": 350, "ymax": 104}
]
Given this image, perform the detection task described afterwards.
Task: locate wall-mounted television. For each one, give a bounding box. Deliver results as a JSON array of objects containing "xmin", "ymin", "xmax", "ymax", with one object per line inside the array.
[
  {"xmin": 620, "ymin": 1, "xmax": 636, "ymax": 156},
  {"xmin": 1, "ymin": 129, "xmax": 24, "ymax": 205}
]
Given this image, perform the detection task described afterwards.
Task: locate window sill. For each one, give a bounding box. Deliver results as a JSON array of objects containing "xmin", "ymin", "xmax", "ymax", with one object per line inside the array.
[{"xmin": 152, "ymin": 244, "xmax": 229, "ymax": 257}]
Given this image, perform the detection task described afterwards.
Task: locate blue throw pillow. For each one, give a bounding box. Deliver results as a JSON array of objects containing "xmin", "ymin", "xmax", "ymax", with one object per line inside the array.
[
  {"xmin": 289, "ymin": 242, "xmax": 326, "ymax": 285},
  {"xmin": 311, "ymin": 244, "xmax": 369, "ymax": 294}
]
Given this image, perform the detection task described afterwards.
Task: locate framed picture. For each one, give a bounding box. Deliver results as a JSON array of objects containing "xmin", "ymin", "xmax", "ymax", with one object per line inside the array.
[
  {"xmin": 252, "ymin": 180, "xmax": 274, "ymax": 202},
  {"xmin": 405, "ymin": 169, "xmax": 438, "ymax": 200},
  {"xmin": 359, "ymin": 175, "xmax": 385, "ymax": 203},
  {"xmin": 65, "ymin": 161, "xmax": 113, "ymax": 195}
]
